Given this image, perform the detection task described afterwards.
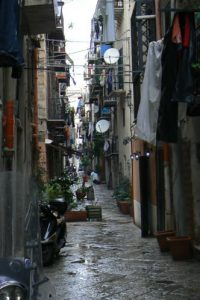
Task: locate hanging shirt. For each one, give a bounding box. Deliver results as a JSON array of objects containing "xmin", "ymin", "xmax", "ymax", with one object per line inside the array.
[{"xmin": 135, "ymin": 39, "xmax": 164, "ymax": 145}]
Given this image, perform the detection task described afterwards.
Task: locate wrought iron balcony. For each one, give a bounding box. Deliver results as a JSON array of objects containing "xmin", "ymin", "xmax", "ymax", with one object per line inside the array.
[
  {"xmin": 103, "ymin": 98, "xmax": 117, "ymax": 107},
  {"xmin": 48, "ymin": 96, "xmax": 65, "ymax": 121},
  {"xmin": 21, "ymin": 0, "xmax": 58, "ymax": 35},
  {"xmin": 114, "ymin": 0, "xmax": 124, "ymax": 22}
]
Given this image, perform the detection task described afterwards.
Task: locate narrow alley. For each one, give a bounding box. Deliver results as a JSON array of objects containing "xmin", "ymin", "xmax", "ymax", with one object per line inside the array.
[{"xmin": 45, "ymin": 184, "xmax": 200, "ymax": 300}]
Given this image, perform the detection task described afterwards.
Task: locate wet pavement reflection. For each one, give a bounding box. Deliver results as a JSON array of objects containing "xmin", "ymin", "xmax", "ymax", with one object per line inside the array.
[{"xmin": 45, "ymin": 184, "xmax": 200, "ymax": 300}]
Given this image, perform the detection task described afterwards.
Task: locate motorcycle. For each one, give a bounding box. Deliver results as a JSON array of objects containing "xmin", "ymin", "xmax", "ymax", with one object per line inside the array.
[
  {"xmin": 0, "ymin": 172, "xmax": 56, "ymax": 300},
  {"xmin": 40, "ymin": 198, "xmax": 67, "ymax": 266}
]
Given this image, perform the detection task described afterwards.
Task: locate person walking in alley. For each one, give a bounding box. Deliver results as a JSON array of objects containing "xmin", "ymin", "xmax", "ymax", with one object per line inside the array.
[{"xmin": 90, "ymin": 170, "xmax": 101, "ymax": 184}]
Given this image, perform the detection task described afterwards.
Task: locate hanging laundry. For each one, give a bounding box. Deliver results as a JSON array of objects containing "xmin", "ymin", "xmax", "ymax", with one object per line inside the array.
[
  {"xmin": 172, "ymin": 13, "xmax": 196, "ymax": 104},
  {"xmin": 0, "ymin": 0, "xmax": 24, "ymax": 76},
  {"xmin": 107, "ymin": 69, "xmax": 113, "ymax": 94},
  {"xmin": 94, "ymin": 18, "xmax": 100, "ymax": 40},
  {"xmin": 135, "ymin": 39, "xmax": 163, "ymax": 145},
  {"xmin": 156, "ymin": 15, "xmax": 182, "ymax": 143},
  {"xmin": 104, "ymin": 140, "xmax": 110, "ymax": 152},
  {"xmin": 171, "ymin": 14, "xmax": 182, "ymax": 45}
]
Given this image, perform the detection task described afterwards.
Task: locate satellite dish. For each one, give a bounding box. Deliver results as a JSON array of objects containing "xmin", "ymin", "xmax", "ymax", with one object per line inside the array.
[
  {"xmin": 104, "ymin": 48, "xmax": 120, "ymax": 64},
  {"xmin": 96, "ymin": 119, "xmax": 110, "ymax": 133}
]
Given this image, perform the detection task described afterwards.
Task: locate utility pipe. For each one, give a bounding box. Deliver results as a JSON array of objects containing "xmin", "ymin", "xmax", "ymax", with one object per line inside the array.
[
  {"xmin": 155, "ymin": 0, "xmax": 162, "ymax": 40},
  {"xmin": 4, "ymin": 100, "xmax": 14, "ymax": 150},
  {"xmin": 33, "ymin": 48, "xmax": 39, "ymax": 150}
]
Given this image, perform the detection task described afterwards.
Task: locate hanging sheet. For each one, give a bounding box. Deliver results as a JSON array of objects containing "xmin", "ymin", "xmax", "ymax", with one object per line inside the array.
[
  {"xmin": 0, "ymin": 0, "xmax": 24, "ymax": 67},
  {"xmin": 135, "ymin": 39, "xmax": 164, "ymax": 145}
]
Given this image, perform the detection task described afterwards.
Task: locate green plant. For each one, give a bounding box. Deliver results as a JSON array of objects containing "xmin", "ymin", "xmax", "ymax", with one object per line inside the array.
[
  {"xmin": 42, "ymin": 176, "xmax": 74, "ymax": 204},
  {"xmin": 80, "ymin": 155, "xmax": 91, "ymax": 167},
  {"xmin": 192, "ymin": 63, "xmax": 200, "ymax": 70},
  {"xmin": 113, "ymin": 176, "xmax": 131, "ymax": 201},
  {"xmin": 92, "ymin": 133, "xmax": 104, "ymax": 157},
  {"xmin": 75, "ymin": 186, "xmax": 90, "ymax": 200}
]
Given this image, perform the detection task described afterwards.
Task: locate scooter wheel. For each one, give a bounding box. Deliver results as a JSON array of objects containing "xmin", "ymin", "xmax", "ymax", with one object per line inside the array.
[{"xmin": 42, "ymin": 244, "xmax": 55, "ymax": 266}]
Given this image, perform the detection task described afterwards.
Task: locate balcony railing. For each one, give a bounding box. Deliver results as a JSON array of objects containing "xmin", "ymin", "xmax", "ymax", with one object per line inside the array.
[{"xmin": 114, "ymin": 0, "xmax": 124, "ymax": 22}]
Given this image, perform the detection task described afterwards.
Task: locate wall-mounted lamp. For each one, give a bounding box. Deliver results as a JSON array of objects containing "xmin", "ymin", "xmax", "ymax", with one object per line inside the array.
[
  {"xmin": 130, "ymin": 151, "xmax": 141, "ymax": 160},
  {"xmin": 144, "ymin": 149, "xmax": 151, "ymax": 158},
  {"xmin": 130, "ymin": 149, "xmax": 152, "ymax": 160}
]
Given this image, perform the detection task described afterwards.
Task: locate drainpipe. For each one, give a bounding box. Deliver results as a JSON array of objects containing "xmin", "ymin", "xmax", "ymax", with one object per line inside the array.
[
  {"xmin": 155, "ymin": 0, "xmax": 162, "ymax": 40},
  {"xmin": 3, "ymin": 69, "xmax": 16, "ymax": 170},
  {"xmin": 33, "ymin": 48, "xmax": 39, "ymax": 150}
]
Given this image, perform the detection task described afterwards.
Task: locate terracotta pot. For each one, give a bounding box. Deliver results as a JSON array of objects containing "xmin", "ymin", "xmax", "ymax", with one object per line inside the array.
[
  {"xmin": 83, "ymin": 175, "xmax": 88, "ymax": 183},
  {"xmin": 167, "ymin": 236, "xmax": 193, "ymax": 260},
  {"xmin": 154, "ymin": 230, "xmax": 176, "ymax": 252},
  {"xmin": 76, "ymin": 190, "xmax": 86, "ymax": 200},
  {"xmin": 118, "ymin": 201, "xmax": 130, "ymax": 215},
  {"xmin": 65, "ymin": 211, "xmax": 87, "ymax": 222}
]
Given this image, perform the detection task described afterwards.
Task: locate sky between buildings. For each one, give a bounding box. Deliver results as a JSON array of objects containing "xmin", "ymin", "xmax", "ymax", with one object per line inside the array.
[{"xmin": 63, "ymin": 0, "xmax": 98, "ymax": 92}]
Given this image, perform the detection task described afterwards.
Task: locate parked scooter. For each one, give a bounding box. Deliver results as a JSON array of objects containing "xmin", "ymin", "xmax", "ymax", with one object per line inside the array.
[
  {"xmin": 40, "ymin": 198, "xmax": 67, "ymax": 266},
  {"xmin": 0, "ymin": 172, "xmax": 56, "ymax": 300}
]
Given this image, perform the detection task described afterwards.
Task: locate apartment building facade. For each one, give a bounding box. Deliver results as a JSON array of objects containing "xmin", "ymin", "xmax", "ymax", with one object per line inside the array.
[{"xmin": 84, "ymin": 0, "xmax": 200, "ymax": 248}]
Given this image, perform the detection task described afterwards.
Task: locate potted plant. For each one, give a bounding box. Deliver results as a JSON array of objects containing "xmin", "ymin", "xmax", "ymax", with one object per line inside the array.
[
  {"xmin": 113, "ymin": 177, "xmax": 131, "ymax": 214},
  {"xmin": 75, "ymin": 186, "xmax": 87, "ymax": 201},
  {"xmin": 80, "ymin": 155, "xmax": 91, "ymax": 173},
  {"xmin": 154, "ymin": 230, "xmax": 176, "ymax": 252},
  {"xmin": 42, "ymin": 175, "xmax": 74, "ymax": 210},
  {"xmin": 65, "ymin": 209, "xmax": 88, "ymax": 222},
  {"xmin": 167, "ymin": 235, "xmax": 193, "ymax": 260}
]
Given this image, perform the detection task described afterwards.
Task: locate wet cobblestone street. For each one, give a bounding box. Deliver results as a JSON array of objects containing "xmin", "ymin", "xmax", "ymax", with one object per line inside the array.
[{"xmin": 45, "ymin": 184, "xmax": 200, "ymax": 300}]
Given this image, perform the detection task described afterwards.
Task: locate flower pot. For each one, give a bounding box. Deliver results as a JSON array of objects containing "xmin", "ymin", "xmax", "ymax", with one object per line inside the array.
[
  {"xmin": 118, "ymin": 201, "xmax": 130, "ymax": 215},
  {"xmin": 76, "ymin": 189, "xmax": 86, "ymax": 200},
  {"xmin": 154, "ymin": 230, "xmax": 176, "ymax": 252},
  {"xmin": 65, "ymin": 211, "xmax": 88, "ymax": 222},
  {"xmin": 167, "ymin": 236, "xmax": 193, "ymax": 260},
  {"xmin": 83, "ymin": 174, "xmax": 89, "ymax": 183}
]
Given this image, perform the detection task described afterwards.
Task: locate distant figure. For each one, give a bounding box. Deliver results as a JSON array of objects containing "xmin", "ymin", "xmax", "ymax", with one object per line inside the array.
[{"xmin": 90, "ymin": 171, "xmax": 100, "ymax": 184}]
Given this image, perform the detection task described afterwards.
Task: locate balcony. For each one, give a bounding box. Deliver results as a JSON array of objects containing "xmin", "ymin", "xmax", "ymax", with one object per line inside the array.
[
  {"xmin": 114, "ymin": 0, "xmax": 124, "ymax": 22},
  {"xmin": 48, "ymin": 96, "xmax": 65, "ymax": 120},
  {"xmin": 103, "ymin": 98, "xmax": 117, "ymax": 107},
  {"xmin": 104, "ymin": 137, "xmax": 119, "ymax": 157},
  {"xmin": 21, "ymin": 0, "xmax": 58, "ymax": 35},
  {"xmin": 88, "ymin": 52, "xmax": 97, "ymax": 64},
  {"xmin": 49, "ymin": 3, "xmax": 65, "ymax": 40},
  {"xmin": 47, "ymin": 121, "xmax": 66, "ymax": 144}
]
